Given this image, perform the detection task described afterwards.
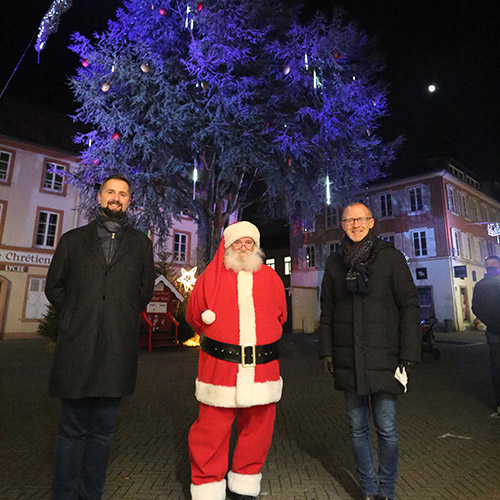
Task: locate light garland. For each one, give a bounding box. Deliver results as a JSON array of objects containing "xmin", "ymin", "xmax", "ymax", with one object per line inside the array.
[
  {"xmin": 35, "ymin": 0, "xmax": 74, "ymax": 53},
  {"xmin": 487, "ymin": 222, "xmax": 500, "ymax": 237}
]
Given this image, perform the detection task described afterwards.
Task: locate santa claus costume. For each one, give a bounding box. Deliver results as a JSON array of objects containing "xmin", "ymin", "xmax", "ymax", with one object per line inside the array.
[{"xmin": 186, "ymin": 221, "xmax": 287, "ymax": 500}]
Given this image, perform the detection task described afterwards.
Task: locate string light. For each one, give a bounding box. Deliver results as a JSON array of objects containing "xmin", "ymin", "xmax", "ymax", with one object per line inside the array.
[
  {"xmin": 35, "ymin": 0, "xmax": 74, "ymax": 53},
  {"xmin": 487, "ymin": 223, "xmax": 500, "ymax": 240}
]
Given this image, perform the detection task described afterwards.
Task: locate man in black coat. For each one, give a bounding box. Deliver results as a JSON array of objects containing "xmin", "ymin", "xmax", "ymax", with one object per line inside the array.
[
  {"xmin": 45, "ymin": 174, "xmax": 155, "ymax": 500},
  {"xmin": 472, "ymin": 255, "xmax": 500, "ymax": 415},
  {"xmin": 318, "ymin": 202, "xmax": 420, "ymax": 500}
]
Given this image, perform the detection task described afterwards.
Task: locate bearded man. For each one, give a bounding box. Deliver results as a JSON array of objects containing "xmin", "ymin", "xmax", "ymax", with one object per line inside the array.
[
  {"xmin": 186, "ymin": 221, "xmax": 287, "ymax": 500},
  {"xmin": 45, "ymin": 174, "xmax": 155, "ymax": 500}
]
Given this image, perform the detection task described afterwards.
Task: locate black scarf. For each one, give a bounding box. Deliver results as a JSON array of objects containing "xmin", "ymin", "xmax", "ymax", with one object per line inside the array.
[
  {"xmin": 94, "ymin": 208, "xmax": 128, "ymax": 263},
  {"xmin": 341, "ymin": 231, "xmax": 378, "ymax": 295}
]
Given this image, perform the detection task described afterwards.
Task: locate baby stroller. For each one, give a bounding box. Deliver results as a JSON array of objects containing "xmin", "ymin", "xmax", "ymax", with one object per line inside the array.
[{"xmin": 421, "ymin": 317, "xmax": 440, "ymax": 360}]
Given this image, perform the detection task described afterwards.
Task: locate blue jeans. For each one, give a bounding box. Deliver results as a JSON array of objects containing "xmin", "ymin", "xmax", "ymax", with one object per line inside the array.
[
  {"xmin": 52, "ymin": 397, "xmax": 121, "ymax": 500},
  {"xmin": 344, "ymin": 391, "xmax": 398, "ymax": 499}
]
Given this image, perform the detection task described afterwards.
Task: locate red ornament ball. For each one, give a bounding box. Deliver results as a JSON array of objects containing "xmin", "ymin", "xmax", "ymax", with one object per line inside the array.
[
  {"xmin": 92, "ymin": 158, "xmax": 100, "ymax": 165},
  {"xmin": 112, "ymin": 132, "xmax": 119, "ymax": 141},
  {"xmin": 287, "ymin": 158, "xmax": 292, "ymax": 167},
  {"xmin": 158, "ymin": 7, "xmax": 167, "ymax": 16},
  {"xmin": 197, "ymin": 2, "xmax": 203, "ymax": 11},
  {"xmin": 333, "ymin": 52, "xmax": 342, "ymax": 60},
  {"xmin": 81, "ymin": 59, "xmax": 89, "ymax": 67}
]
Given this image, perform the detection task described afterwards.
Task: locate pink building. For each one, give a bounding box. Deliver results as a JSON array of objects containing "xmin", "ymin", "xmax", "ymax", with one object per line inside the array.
[{"xmin": 290, "ymin": 159, "xmax": 500, "ymax": 333}]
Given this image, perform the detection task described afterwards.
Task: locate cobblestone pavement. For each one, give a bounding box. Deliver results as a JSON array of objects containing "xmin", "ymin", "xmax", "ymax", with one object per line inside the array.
[{"xmin": 1, "ymin": 329, "xmax": 499, "ymax": 500}]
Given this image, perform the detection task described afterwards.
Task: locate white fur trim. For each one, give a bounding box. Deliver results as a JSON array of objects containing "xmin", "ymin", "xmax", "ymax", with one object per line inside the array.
[
  {"xmin": 228, "ymin": 471, "xmax": 261, "ymax": 496},
  {"xmin": 190, "ymin": 479, "xmax": 226, "ymax": 500},
  {"xmin": 237, "ymin": 271, "xmax": 256, "ymax": 345},
  {"xmin": 223, "ymin": 221, "xmax": 260, "ymax": 248},
  {"xmin": 201, "ymin": 309, "xmax": 216, "ymax": 325},
  {"xmin": 195, "ymin": 377, "xmax": 283, "ymax": 408}
]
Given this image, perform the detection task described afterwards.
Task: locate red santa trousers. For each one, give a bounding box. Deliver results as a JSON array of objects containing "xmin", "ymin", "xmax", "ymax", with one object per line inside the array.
[{"xmin": 189, "ymin": 402, "xmax": 276, "ymax": 489}]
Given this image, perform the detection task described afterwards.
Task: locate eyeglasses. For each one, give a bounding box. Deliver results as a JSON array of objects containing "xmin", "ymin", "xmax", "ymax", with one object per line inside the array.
[
  {"xmin": 232, "ymin": 239, "xmax": 255, "ymax": 249},
  {"xmin": 342, "ymin": 217, "xmax": 373, "ymax": 226}
]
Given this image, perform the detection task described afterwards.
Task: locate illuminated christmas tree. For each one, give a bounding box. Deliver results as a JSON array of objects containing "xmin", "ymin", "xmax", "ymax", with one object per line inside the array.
[{"xmin": 66, "ymin": 0, "xmax": 399, "ymax": 258}]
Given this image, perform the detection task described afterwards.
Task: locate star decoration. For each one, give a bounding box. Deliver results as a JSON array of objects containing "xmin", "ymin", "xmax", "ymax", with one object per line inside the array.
[{"xmin": 177, "ymin": 266, "xmax": 197, "ymax": 292}]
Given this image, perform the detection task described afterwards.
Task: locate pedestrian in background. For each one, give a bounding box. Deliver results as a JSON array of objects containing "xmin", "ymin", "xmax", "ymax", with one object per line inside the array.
[
  {"xmin": 186, "ymin": 221, "xmax": 287, "ymax": 500},
  {"xmin": 318, "ymin": 202, "xmax": 421, "ymax": 500},
  {"xmin": 472, "ymin": 255, "xmax": 500, "ymax": 415},
  {"xmin": 45, "ymin": 174, "xmax": 155, "ymax": 500}
]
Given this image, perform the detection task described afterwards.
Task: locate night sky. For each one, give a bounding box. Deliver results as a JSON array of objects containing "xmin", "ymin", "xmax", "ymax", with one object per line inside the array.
[{"xmin": 1, "ymin": 0, "xmax": 499, "ymax": 179}]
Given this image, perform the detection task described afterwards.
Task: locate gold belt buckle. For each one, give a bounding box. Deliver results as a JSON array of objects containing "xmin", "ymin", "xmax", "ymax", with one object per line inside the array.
[{"xmin": 241, "ymin": 344, "xmax": 256, "ymax": 367}]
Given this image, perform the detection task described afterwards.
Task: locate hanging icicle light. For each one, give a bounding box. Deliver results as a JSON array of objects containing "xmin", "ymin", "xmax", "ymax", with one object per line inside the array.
[
  {"xmin": 326, "ymin": 174, "xmax": 331, "ymax": 206},
  {"xmin": 304, "ymin": 53, "xmax": 309, "ymax": 70},
  {"xmin": 192, "ymin": 166, "xmax": 198, "ymax": 200},
  {"xmin": 185, "ymin": 5, "xmax": 192, "ymax": 29},
  {"xmin": 313, "ymin": 69, "xmax": 317, "ymax": 89}
]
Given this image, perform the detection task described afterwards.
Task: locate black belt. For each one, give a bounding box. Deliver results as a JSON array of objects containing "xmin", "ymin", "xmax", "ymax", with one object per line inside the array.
[{"xmin": 200, "ymin": 334, "xmax": 280, "ymax": 367}]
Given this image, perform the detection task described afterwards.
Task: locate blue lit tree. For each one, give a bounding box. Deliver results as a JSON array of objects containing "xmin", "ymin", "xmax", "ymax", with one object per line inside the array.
[{"xmin": 67, "ymin": 0, "xmax": 398, "ymax": 258}]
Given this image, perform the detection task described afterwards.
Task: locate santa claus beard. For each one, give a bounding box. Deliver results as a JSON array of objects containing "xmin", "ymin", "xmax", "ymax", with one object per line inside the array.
[{"xmin": 224, "ymin": 247, "xmax": 264, "ymax": 274}]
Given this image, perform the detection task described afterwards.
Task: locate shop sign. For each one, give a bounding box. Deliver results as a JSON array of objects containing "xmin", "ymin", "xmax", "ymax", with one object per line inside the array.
[
  {"xmin": 0, "ymin": 249, "xmax": 52, "ymax": 266},
  {"xmin": 0, "ymin": 263, "xmax": 27, "ymax": 273}
]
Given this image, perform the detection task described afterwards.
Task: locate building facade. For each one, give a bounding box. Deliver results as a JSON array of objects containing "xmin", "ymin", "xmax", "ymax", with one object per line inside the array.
[
  {"xmin": 0, "ymin": 135, "xmax": 199, "ymax": 339},
  {"xmin": 0, "ymin": 135, "xmax": 84, "ymax": 338},
  {"xmin": 290, "ymin": 160, "xmax": 500, "ymax": 333}
]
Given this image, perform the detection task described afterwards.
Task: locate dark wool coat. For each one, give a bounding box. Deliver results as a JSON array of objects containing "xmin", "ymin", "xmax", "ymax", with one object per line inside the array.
[
  {"xmin": 318, "ymin": 238, "xmax": 421, "ymax": 395},
  {"xmin": 472, "ymin": 275, "xmax": 500, "ymax": 335},
  {"xmin": 45, "ymin": 221, "xmax": 155, "ymax": 399}
]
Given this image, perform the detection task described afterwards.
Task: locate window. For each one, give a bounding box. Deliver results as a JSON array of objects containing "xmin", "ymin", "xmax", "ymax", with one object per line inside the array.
[
  {"xmin": 466, "ymin": 175, "xmax": 480, "ymax": 189},
  {"xmin": 412, "ymin": 230, "xmax": 427, "ymax": 257},
  {"xmin": 302, "ymin": 217, "xmax": 315, "ymax": 233},
  {"xmin": 325, "ymin": 205, "xmax": 339, "ymax": 228},
  {"xmin": 479, "ymin": 239, "xmax": 488, "ymax": 262},
  {"xmin": 284, "ymin": 256, "xmax": 291, "ymax": 275},
  {"xmin": 451, "ymin": 229, "xmax": 461, "ymax": 257},
  {"xmin": 304, "ymin": 245, "xmax": 315, "ymax": 268},
  {"xmin": 487, "ymin": 240, "xmax": 496, "ymax": 257},
  {"xmin": 173, "ymin": 232, "xmax": 188, "ymax": 263},
  {"xmin": 408, "ymin": 186, "xmax": 423, "ymax": 212},
  {"xmin": 24, "ymin": 277, "xmax": 49, "ymax": 319},
  {"xmin": 463, "ymin": 234, "xmax": 474, "ymax": 260},
  {"xmin": 0, "ymin": 149, "xmax": 14, "ymax": 185},
  {"xmin": 42, "ymin": 161, "xmax": 66, "ymax": 193},
  {"xmin": 0, "ymin": 200, "xmax": 5, "ymax": 243},
  {"xmin": 479, "ymin": 204, "xmax": 488, "ymax": 222},
  {"xmin": 446, "ymin": 185, "xmax": 457, "ymax": 214},
  {"xmin": 471, "ymin": 199, "xmax": 479, "ymax": 222},
  {"xmin": 328, "ymin": 240, "xmax": 341, "ymax": 256},
  {"xmin": 265, "ymin": 258, "xmax": 275, "ymax": 270},
  {"xmin": 379, "ymin": 233, "xmax": 395, "ymax": 246},
  {"xmin": 461, "ymin": 193, "xmax": 470, "ymax": 219},
  {"xmin": 0, "ymin": 151, "xmax": 11, "ymax": 182},
  {"xmin": 379, "ymin": 193, "xmax": 393, "ymax": 218},
  {"xmin": 35, "ymin": 210, "xmax": 59, "ymax": 248}
]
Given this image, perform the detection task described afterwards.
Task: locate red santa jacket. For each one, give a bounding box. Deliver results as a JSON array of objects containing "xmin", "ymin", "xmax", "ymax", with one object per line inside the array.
[{"xmin": 186, "ymin": 264, "xmax": 287, "ymax": 408}]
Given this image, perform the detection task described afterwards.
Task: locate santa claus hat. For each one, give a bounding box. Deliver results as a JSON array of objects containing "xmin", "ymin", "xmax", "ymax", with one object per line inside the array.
[
  {"xmin": 200, "ymin": 221, "xmax": 260, "ymax": 325},
  {"xmin": 223, "ymin": 221, "xmax": 260, "ymax": 248}
]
